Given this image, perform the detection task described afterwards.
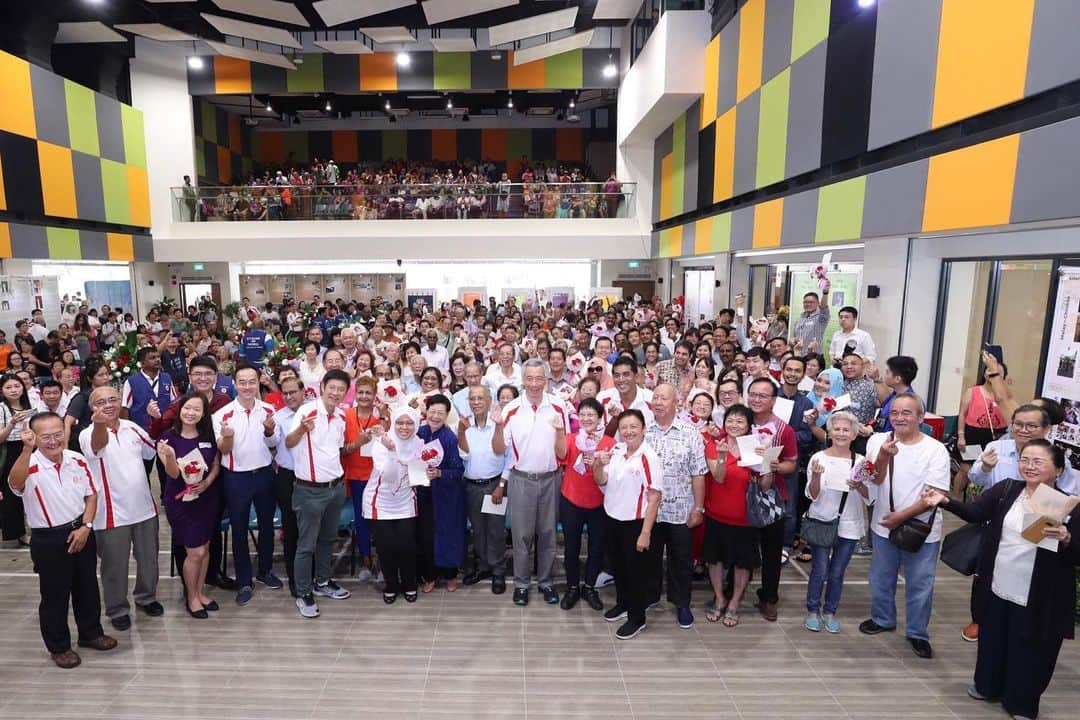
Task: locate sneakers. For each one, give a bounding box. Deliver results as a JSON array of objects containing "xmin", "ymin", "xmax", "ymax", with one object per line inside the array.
[
  {"xmin": 136, "ymin": 601, "xmax": 164, "ymax": 617},
  {"xmin": 966, "ymin": 685, "xmax": 998, "ymax": 703},
  {"xmin": 961, "ymin": 622, "xmax": 979, "ymax": 642},
  {"xmin": 235, "ymin": 586, "xmax": 254, "ymax": 606},
  {"xmin": 560, "ymin": 586, "xmax": 580, "ymax": 610},
  {"xmin": 858, "ymin": 619, "xmax": 896, "ymax": 635},
  {"xmin": 676, "ymin": 607, "xmax": 694, "ymax": 629},
  {"xmin": 512, "ymin": 588, "xmax": 529, "ymax": 606},
  {"xmin": 256, "ymin": 572, "xmax": 284, "ymax": 590},
  {"xmin": 615, "ymin": 620, "xmax": 646, "ymax": 640},
  {"xmin": 594, "ymin": 571, "xmax": 615, "ymax": 588},
  {"xmin": 805, "ymin": 615, "xmax": 822, "ymax": 632},
  {"xmin": 581, "ymin": 586, "xmax": 604, "ymax": 612},
  {"xmin": 853, "ymin": 539, "xmax": 873, "ymax": 557},
  {"xmin": 313, "ymin": 580, "xmax": 351, "ymax": 599},
  {"xmin": 355, "ymin": 568, "xmax": 373, "ymax": 583},
  {"xmin": 823, "ymin": 616, "xmax": 841, "ymax": 634},
  {"xmin": 541, "ymin": 586, "xmax": 559, "ymax": 604},
  {"xmin": 603, "ymin": 605, "xmax": 627, "ymax": 623},
  {"xmin": 296, "ymin": 593, "xmax": 320, "ymax": 618}
]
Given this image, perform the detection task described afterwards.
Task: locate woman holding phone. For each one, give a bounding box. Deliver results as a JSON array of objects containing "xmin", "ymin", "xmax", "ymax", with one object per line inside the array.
[{"xmin": 0, "ymin": 372, "xmax": 35, "ymax": 546}]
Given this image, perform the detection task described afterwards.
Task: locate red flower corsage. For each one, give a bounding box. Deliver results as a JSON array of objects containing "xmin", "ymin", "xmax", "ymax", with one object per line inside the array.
[{"xmin": 420, "ymin": 449, "xmax": 438, "ymax": 462}]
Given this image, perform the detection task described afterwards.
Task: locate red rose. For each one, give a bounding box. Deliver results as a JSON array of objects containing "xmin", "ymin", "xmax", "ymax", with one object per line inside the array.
[
  {"xmin": 183, "ymin": 462, "xmax": 201, "ymax": 475},
  {"xmin": 863, "ymin": 460, "xmax": 875, "ymax": 475},
  {"xmin": 420, "ymin": 449, "xmax": 437, "ymax": 462},
  {"xmin": 823, "ymin": 397, "xmax": 836, "ymax": 411},
  {"xmin": 385, "ymin": 386, "xmax": 398, "ymax": 397}
]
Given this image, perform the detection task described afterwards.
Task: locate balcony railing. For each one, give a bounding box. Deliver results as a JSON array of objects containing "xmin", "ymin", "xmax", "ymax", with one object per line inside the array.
[{"xmin": 170, "ymin": 182, "xmax": 636, "ymax": 222}]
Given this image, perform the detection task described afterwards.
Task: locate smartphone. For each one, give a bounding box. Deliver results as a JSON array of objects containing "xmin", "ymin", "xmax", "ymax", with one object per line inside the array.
[{"xmin": 984, "ymin": 343, "xmax": 1004, "ymax": 364}]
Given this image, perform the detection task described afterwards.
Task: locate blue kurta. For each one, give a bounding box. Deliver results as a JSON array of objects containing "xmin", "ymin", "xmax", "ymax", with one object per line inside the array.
[{"xmin": 417, "ymin": 424, "xmax": 466, "ymax": 567}]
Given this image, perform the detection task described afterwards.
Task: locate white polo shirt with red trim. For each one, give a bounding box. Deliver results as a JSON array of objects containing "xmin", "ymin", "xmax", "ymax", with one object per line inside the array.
[
  {"xmin": 212, "ymin": 398, "xmax": 279, "ymax": 472},
  {"xmin": 596, "ymin": 386, "xmax": 655, "ymax": 426},
  {"xmin": 502, "ymin": 392, "xmax": 570, "ymax": 474},
  {"xmin": 601, "ymin": 441, "xmax": 663, "ymax": 521},
  {"xmin": 288, "ymin": 400, "xmax": 347, "ymax": 482},
  {"xmin": 79, "ymin": 420, "xmax": 157, "ymax": 529},
  {"xmin": 12, "ymin": 449, "xmax": 96, "ymax": 529}
]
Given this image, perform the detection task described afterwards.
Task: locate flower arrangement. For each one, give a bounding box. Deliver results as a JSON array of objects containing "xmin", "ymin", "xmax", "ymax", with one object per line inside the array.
[
  {"xmin": 151, "ymin": 297, "xmax": 178, "ymax": 317},
  {"xmin": 852, "ymin": 458, "xmax": 876, "ymax": 485},
  {"xmin": 264, "ymin": 336, "xmax": 302, "ymax": 375},
  {"xmin": 101, "ymin": 331, "xmax": 140, "ymax": 386}
]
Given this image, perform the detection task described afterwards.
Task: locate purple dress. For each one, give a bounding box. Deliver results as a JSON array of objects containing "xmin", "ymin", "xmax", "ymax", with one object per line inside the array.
[{"xmin": 161, "ymin": 430, "xmax": 221, "ymax": 548}]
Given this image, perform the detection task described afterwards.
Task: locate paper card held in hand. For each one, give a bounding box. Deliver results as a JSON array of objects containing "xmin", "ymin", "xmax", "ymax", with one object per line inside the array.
[
  {"xmin": 359, "ymin": 440, "xmax": 375, "ymax": 457},
  {"xmin": 418, "ymin": 440, "xmax": 444, "ymax": 467},
  {"xmin": 1020, "ymin": 484, "xmax": 1079, "ymax": 546},
  {"xmin": 735, "ymin": 435, "xmax": 782, "ymax": 470},
  {"xmin": 407, "ymin": 460, "xmax": 430, "ymax": 487},
  {"xmin": 773, "ymin": 397, "xmax": 795, "ymax": 424},
  {"xmin": 960, "ymin": 444, "xmax": 983, "ymax": 462},
  {"xmin": 819, "ymin": 456, "xmax": 853, "ymax": 492},
  {"xmin": 481, "ymin": 494, "xmax": 507, "ymax": 516}
]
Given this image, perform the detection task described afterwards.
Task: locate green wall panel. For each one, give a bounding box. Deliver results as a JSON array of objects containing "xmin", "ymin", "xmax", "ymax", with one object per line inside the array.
[
  {"xmin": 282, "ymin": 131, "xmax": 310, "ymax": 164},
  {"xmin": 200, "ymin": 101, "xmax": 217, "ymax": 144},
  {"xmin": 46, "ymin": 227, "xmax": 81, "ymax": 260},
  {"xmin": 506, "ymin": 128, "xmax": 532, "ymax": 161},
  {"xmin": 756, "ymin": 67, "xmax": 791, "ymax": 187},
  {"xmin": 815, "ymin": 175, "xmax": 866, "ymax": 243},
  {"xmin": 120, "ymin": 104, "xmax": 146, "ymax": 169},
  {"xmin": 64, "ymin": 80, "xmax": 100, "ymax": 156},
  {"xmin": 100, "ymin": 158, "xmax": 130, "ymax": 225},
  {"xmin": 287, "ymin": 53, "xmax": 325, "ymax": 93},
  {"xmin": 434, "ymin": 53, "xmax": 471, "ymax": 90},
  {"xmin": 791, "ymin": 0, "xmax": 831, "ymax": 63},
  {"xmin": 545, "ymin": 49, "xmax": 583, "ymax": 88},
  {"xmin": 382, "ymin": 129, "xmax": 406, "ymax": 161}
]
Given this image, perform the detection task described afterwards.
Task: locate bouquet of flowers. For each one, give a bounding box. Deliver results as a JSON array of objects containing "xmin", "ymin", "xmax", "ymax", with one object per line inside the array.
[
  {"xmin": 264, "ymin": 335, "xmax": 302, "ymax": 376},
  {"xmin": 852, "ymin": 458, "xmax": 876, "ymax": 485},
  {"xmin": 572, "ymin": 430, "xmax": 600, "ymax": 474},
  {"xmin": 174, "ymin": 448, "xmax": 209, "ymax": 502},
  {"xmin": 417, "ymin": 440, "xmax": 444, "ymax": 467},
  {"xmin": 101, "ymin": 331, "xmax": 139, "ymax": 386},
  {"xmin": 567, "ymin": 352, "xmax": 587, "ymax": 375},
  {"xmin": 810, "ymin": 264, "xmax": 831, "ymax": 294},
  {"xmin": 378, "ymin": 379, "xmax": 404, "ymax": 406}
]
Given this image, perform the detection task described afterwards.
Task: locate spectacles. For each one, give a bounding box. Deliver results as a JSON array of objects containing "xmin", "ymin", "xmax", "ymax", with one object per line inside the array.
[
  {"xmin": 1012, "ymin": 422, "xmax": 1044, "ymax": 432},
  {"xmin": 91, "ymin": 397, "xmax": 120, "ymax": 407},
  {"xmin": 190, "ymin": 370, "xmax": 216, "ymax": 379},
  {"xmin": 1019, "ymin": 458, "xmax": 1049, "ymax": 468},
  {"xmin": 747, "ymin": 392, "xmax": 773, "ymax": 400}
]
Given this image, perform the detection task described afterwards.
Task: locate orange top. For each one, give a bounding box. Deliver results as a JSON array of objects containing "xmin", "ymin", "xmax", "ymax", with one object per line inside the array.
[
  {"xmin": 0, "ymin": 344, "xmax": 12, "ymax": 372},
  {"xmin": 343, "ymin": 408, "xmax": 384, "ymax": 481}
]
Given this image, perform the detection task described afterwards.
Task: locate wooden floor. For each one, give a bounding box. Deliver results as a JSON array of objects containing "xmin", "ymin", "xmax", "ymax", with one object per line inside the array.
[{"xmin": 0, "ymin": 514, "xmax": 1077, "ymax": 720}]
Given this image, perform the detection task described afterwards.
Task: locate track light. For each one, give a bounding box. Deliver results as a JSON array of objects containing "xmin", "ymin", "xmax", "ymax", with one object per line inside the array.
[
  {"xmin": 265, "ymin": 102, "xmax": 273, "ymax": 112},
  {"xmin": 602, "ymin": 55, "xmax": 617, "ymax": 78},
  {"xmin": 569, "ymin": 97, "xmax": 575, "ymax": 109},
  {"xmin": 507, "ymin": 93, "xmax": 514, "ymax": 109},
  {"xmin": 325, "ymin": 100, "xmax": 332, "ymax": 111},
  {"xmin": 187, "ymin": 56, "xmax": 204, "ymax": 70},
  {"xmin": 385, "ymin": 98, "xmax": 391, "ymax": 110},
  {"xmin": 396, "ymin": 51, "xmax": 410, "ymax": 67},
  {"xmin": 446, "ymin": 97, "xmax": 453, "ymax": 109}
]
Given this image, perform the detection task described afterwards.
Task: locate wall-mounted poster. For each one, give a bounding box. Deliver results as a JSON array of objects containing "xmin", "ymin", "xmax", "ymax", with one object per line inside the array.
[
  {"xmin": 787, "ymin": 271, "xmax": 861, "ymax": 351},
  {"xmin": 323, "ymin": 275, "xmax": 347, "ymax": 299},
  {"xmin": 351, "ymin": 275, "xmax": 378, "ymax": 305},
  {"xmin": 1040, "ymin": 267, "xmax": 1080, "ymax": 469},
  {"xmin": 405, "ymin": 288, "xmax": 437, "ymax": 313},
  {"xmin": 546, "ymin": 287, "xmax": 574, "ymax": 310},
  {"xmin": 268, "ymin": 275, "xmax": 293, "ymax": 304},
  {"xmin": 239, "ymin": 275, "xmax": 268, "ymax": 303},
  {"xmin": 589, "ymin": 287, "xmax": 621, "ymax": 310},
  {"xmin": 295, "ymin": 276, "xmax": 322, "ymax": 303},
  {"xmin": 503, "ymin": 288, "xmax": 537, "ymax": 311},
  {"xmin": 459, "ymin": 286, "xmax": 485, "ymax": 309}
]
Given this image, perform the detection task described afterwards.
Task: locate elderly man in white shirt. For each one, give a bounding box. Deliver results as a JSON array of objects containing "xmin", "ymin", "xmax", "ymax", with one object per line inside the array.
[
  {"xmin": 458, "ymin": 384, "xmax": 508, "ymax": 592},
  {"xmin": 420, "ymin": 329, "xmax": 450, "ymax": 373},
  {"xmin": 484, "ymin": 342, "xmax": 523, "ymax": 395},
  {"xmin": 213, "ymin": 366, "xmax": 281, "ymax": 606},
  {"xmin": 79, "ymin": 386, "xmax": 161, "ymax": 632}
]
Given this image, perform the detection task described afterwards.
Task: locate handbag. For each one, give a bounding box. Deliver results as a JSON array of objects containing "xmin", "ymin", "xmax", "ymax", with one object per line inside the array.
[
  {"xmin": 800, "ymin": 456, "xmax": 856, "ymax": 548},
  {"xmin": 885, "ymin": 451, "xmax": 937, "ymax": 552},
  {"xmin": 940, "ymin": 522, "xmax": 984, "ymax": 576},
  {"xmin": 746, "ymin": 476, "xmax": 785, "ymax": 529}
]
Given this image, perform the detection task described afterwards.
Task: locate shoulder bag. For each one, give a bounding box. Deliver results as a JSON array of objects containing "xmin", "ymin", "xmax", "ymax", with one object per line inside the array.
[
  {"xmin": 886, "ymin": 451, "xmax": 937, "ymax": 552},
  {"xmin": 800, "ymin": 455, "xmax": 856, "ymax": 548},
  {"xmin": 746, "ymin": 474, "xmax": 786, "ymax": 528}
]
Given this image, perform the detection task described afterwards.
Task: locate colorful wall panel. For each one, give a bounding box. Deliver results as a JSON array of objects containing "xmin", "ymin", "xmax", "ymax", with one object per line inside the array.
[
  {"xmin": 653, "ymin": 112, "xmax": 1080, "ymax": 257},
  {"xmin": 0, "ymin": 220, "xmax": 152, "ymax": 261},
  {"xmin": 653, "ymin": 0, "xmax": 1079, "ymax": 228},
  {"xmin": 187, "ymin": 49, "xmax": 620, "ymax": 95},
  {"xmin": 192, "ymin": 98, "xmax": 256, "ymax": 184},
  {"xmin": 0, "ymin": 50, "xmax": 151, "ymax": 230}
]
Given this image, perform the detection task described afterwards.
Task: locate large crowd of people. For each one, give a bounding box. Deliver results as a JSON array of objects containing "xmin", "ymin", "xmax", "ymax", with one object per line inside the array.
[
  {"xmin": 1, "ymin": 287, "xmax": 1077, "ymax": 720},
  {"xmin": 181, "ymin": 160, "xmax": 626, "ymax": 221}
]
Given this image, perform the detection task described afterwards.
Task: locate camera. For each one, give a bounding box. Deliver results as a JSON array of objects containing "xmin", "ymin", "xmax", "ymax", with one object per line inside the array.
[{"xmin": 396, "ymin": 259, "xmax": 403, "ymax": 267}]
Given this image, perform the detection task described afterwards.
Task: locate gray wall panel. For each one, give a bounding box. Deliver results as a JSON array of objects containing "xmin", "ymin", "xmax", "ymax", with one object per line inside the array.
[{"xmin": 784, "ymin": 41, "xmax": 826, "ymax": 178}]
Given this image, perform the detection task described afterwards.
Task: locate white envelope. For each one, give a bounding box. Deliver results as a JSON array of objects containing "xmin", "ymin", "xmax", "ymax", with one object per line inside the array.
[
  {"xmin": 819, "ymin": 456, "xmax": 853, "ymax": 492},
  {"xmin": 481, "ymin": 494, "xmax": 508, "ymax": 516},
  {"xmin": 407, "ymin": 459, "xmax": 430, "ymax": 487},
  {"xmin": 359, "ymin": 440, "xmax": 375, "ymax": 457},
  {"xmin": 736, "ymin": 437, "xmax": 782, "ymax": 469},
  {"xmin": 773, "ymin": 397, "xmax": 795, "ymax": 424},
  {"xmin": 832, "ymin": 393, "xmax": 852, "ymax": 411},
  {"xmin": 960, "ymin": 444, "xmax": 983, "ymax": 462}
]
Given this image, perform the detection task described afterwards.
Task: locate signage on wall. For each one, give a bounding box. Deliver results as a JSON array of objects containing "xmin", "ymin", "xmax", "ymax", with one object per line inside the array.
[
  {"xmin": 787, "ymin": 270, "xmax": 861, "ymax": 351},
  {"xmin": 1040, "ymin": 267, "xmax": 1080, "ymax": 468}
]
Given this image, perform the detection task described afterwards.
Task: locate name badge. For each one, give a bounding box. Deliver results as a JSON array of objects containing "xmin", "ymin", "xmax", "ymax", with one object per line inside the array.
[{"xmin": 198, "ymin": 442, "xmax": 212, "ymax": 449}]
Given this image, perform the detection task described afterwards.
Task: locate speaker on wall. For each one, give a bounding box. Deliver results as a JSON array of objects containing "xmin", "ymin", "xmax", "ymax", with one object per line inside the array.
[{"xmin": 867, "ymin": 285, "xmax": 880, "ymax": 298}]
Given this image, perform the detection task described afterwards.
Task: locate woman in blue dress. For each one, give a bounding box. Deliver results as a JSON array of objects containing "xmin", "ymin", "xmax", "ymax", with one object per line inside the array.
[{"xmin": 416, "ymin": 393, "xmax": 466, "ymax": 592}]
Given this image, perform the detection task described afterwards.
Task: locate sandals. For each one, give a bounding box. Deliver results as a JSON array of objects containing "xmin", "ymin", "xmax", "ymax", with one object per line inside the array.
[
  {"xmin": 706, "ymin": 608, "xmax": 724, "ymax": 623},
  {"xmin": 404, "ymin": 591, "xmax": 418, "ymax": 603},
  {"xmin": 794, "ymin": 539, "xmax": 813, "ymax": 563},
  {"xmin": 422, "ymin": 581, "xmax": 436, "ymax": 593},
  {"xmin": 721, "ymin": 609, "xmax": 739, "ymax": 628}
]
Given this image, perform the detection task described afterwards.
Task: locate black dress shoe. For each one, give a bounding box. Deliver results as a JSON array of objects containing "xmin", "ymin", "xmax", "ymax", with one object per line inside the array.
[
  {"xmin": 110, "ymin": 615, "xmax": 131, "ymax": 631},
  {"xmin": 908, "ymin": 637, "xmax": 934, "ymax": 659},
  {"xmin": 187, "ymin": 606, "xmax": 209, "ymax": 619},
  {"xmin": 560, "ymin": 586, "xmax": 580, "ymax": 610},
  {"xmin": 858, "ymin": 619, "xmax": 896, "ymax": 635},
  {"xmin": 463, "ymin": 569, "xmax": 493, "ymax": 586},
  {"xmin": 203, "ymin": 600, "xmax": 219, "ymax": 612},
  {"xmin": 492, "ymin": 575, "xmax": 506, "ymax": 595},
  {"xmin": 541, "ymin": 586, "xmax": 559, "ymax": 604},
  {"xmin": 513, "ymin": 587, "xmax": 529, "ymax": 606},
  {"xmin": 210, "ymin": 575, "xmax": 237, "ymax": 591},
  {"xmin": 137, "ymin": 601, "xmax": 165, "ymax": 617},
  {"xmin": 581, "ymin": 586, "xmax": 604, "ymax": 612}
]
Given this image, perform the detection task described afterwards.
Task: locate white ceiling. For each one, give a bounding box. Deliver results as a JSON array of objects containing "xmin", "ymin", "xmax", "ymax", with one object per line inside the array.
[
  {"xmin": 488, "ymin": 7, "xmax": 578, "ymax": 47},
  {"xmin": 313, "ymin": 40, "xmax": 374, "ymax": 54},
  {"xmin": 429, "ymin": 37, "xmax": 477, "ymax": 52},
  {"xmin": 513, "ymin": 29, "xmax": 594, "ymax": 65},
  {"xmin": 114, "ymin": 23, "xmax": 197, "ymax": 42},
  {"xmin": 201, "ymin": 13, "xmax": 303, "ymax": 49},
  {"xmin": 594, "ymin": 0, "xmax": 644, "ymax": 20},
  {"xmin": 210, "ymin": 0, "xmax": 310, "ymax": 27},
  {"xmin": 55, "ymin": 22, "xmax": 127, "ymax": 44},
  {"xmin": 312, "ymin": 0, "xmax": 415, "ymax": 28},
  {"xmin": 205, "ymin": 40, "xmax": 297, "ymax": 69},
  {"xmin": 358, "ymin": 26, "xmax": 417, "ymax": 44},
  {"xmin": 422, "ymin": 0, "xmax": 519, "ymax": 25}
]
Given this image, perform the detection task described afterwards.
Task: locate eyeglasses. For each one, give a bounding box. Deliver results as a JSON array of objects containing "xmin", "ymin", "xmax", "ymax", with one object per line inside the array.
[
  {"xmin": 91, "ymin": 397, "xmax": 120, "ymax": 407},
  {"xmin": 190, "ymin": 370, "xmax": 216, "ymax": 379},
  {"xmin": 1012, "ymin": 422, "xmax": 1044, "ymax": 432},
  {"xmin": 746, "ymin": 392, "xmax": 773, "ymax": 401},
  {"xmin": 1019, "ymin": 458, "xmax": 1050, "ymax": 468}
]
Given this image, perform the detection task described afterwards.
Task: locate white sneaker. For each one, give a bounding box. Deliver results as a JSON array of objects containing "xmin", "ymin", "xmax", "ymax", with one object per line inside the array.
[
  {"xmin": 356, "ymin": 568, "xmax": 373, "ymax": 582},
  {"xmin": 313, "ymin": 580, "xmax": 351, "ymax": 600},
  {"xmin": 296, "ymin": 594, "xmax": 319, "ymax": 618},
  {"xmin": 595, "ymin": 571, "xmax": 615, "ymax": 588}
]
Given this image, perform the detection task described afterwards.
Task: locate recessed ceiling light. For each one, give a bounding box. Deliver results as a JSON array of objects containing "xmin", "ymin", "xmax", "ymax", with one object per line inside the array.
[
  {"xmin": 187, "ymin": 56, "xmax": 204, "ymax": 70},
  {"xmin": 857, "ymin": 0, "xmax": 875, "ymax": 7},
  {"xmin": 396, "ymin": 51, "xmax": 410, "ymax": 67}
]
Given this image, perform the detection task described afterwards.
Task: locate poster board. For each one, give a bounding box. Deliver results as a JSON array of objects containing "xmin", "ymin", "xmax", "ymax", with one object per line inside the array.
[
  {"xmin": 0, "ymin": 276, "xmax": 62, "ymax": 334},
  {"xmin": 546, "ymin": 286, "xmax": 574, "ymax": 310},
  {"xmin": 1040, "ymin": 266, "xmax": 1080, "ymax": 461},
  {"xmin": 503, "ymin": 288, "xmax": 537, "ymax": 312},
  {"xmin": 589, "ymin": 287, "xmax": 622, "ymax": 310},
  {"xmin": 267, "ymin": 275, "xmax": 294, "ymax": 303},
  {"xmin": 459, "ymin": 286, "xmax": 485, "ymax": 309},
  {"xmin": 788, "ymin": 271, "xmax": 861, "ymax": 351},
  {"xmin": 294, "ymin": 275, "xmax": 322, "ymax": 303},
  {"xmin": 405, "ymin": 288, "xmax": 437, "ymax": 314}
]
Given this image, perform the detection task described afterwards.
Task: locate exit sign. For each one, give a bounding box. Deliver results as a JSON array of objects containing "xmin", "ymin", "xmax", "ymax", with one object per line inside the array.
[
  {"xmin": 627, "ymin": 261, "xmax": 640, "ymax": 268},
  {"xmin": 192, "ymin": 263, "xmax": 205, "ymax": 271}
]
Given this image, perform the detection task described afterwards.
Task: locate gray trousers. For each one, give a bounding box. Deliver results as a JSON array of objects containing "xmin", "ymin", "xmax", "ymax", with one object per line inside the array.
[
  {"xmin": 96, "ymin": 515, "xmax": 159, "ymax": 619},
  {"xmin": 465, "ymin": 477, "xmax": 507, "ymax": 575},
  {"xmin": 292, "ymin": 482, "xmax": 346, "ymax": 596},
  {"xmin": 509, "ymin": 469, "xmax": 560, "ymax": 590}
]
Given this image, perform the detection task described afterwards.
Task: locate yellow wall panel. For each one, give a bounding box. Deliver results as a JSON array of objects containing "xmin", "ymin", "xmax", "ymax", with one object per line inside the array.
[
  {"xmin": 0, "ymin": 50, "xmax": 36, "ymax": 138},
  {"xmin": 0, "ymin": 223, "xmax": 11, "ymax": 258},
  {"xmin": 0, "ymin": 153, "xmax": 6, "ymax": 211},
  {"xmin": 931, "ymin": 0, "xmax": 1035, "ymax": 128},
  {"xmin": 736, "ymin": 0, "xmax": 766, "ymax": 102},
  {"xmin": 712, "ymin": 106, "xmax": 737, "ymax": 202},
  {"xmin": 37, "ymin": 142, "xmax": 78, "ymax": 219},
  {"xmin": 701, "ymin": 35, "xmax": 721, "ymax": 129},
  {"xmin": 694, "ymin": 217, "xmax": 713, "ymax": 255},
  {"xmin": 660, "ymin": 153, "xmax": 674, "ymax": 220},
  {"xmin": 753, "ymin": 197, "xmax": 784, "ymax": 248},
  {"xmin": 922, "ymin": 133, "xmax": 1019, "ymax": 232},
  {"xmin": 126, "ymin": 165, "xmax": 151, "ymax": 228},
  {"xmin": 213, "ymin": 57, "xmax": 252, "ymax": 94},
  {"xmin": 106, "ymin": 233, "xmax": 134, "ymax": 262}
]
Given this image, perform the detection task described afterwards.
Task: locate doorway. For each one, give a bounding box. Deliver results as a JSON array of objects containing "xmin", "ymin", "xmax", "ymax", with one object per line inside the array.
[
  {"xmin": 180, "ymin": 283, "xmax": 220, "ymax": 312},
  {"xmin": 612, "ymin": 280, "xmax": 655, "ymax": 303},
  {"xmin": 683, "ymin": 268, "xmax": 715, "ymax": 325}
]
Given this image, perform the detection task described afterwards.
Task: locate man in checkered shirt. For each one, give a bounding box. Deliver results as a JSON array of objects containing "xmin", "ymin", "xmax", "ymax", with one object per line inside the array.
[{"xmin": 792, "ymin": 286, "xmax": 830, "ymax": 353}]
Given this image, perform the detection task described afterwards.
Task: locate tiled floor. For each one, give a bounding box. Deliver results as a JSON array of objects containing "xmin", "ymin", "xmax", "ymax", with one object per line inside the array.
[{"xmin": 0, "ymin": 515, "xmax": 1076, "ymax": 719}]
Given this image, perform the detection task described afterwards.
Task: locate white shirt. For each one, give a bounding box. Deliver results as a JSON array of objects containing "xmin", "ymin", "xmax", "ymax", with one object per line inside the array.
[
  {"xmin": 830, "ymin": 327, "xmax": 877, "ymax": 363},
  {"xmin": 79, "ymin": 420, "xmax": 157, "ymax": 529},
  {"xmin": 596, "ymin": 386, "xmax": 655, "ymax": 426},
  {"xmin": 363, "ymin": 443, "xmax": 417, "ymax": 520},
  {"xmin": 13, "ymin": 449, "xmax": 96, "ymax": 529},
  {"xmin": 461, "ymin": 415, "xmax": 507, "ymax": 480},
  {"xmin": 991, "ymin": 495, "xmax": 1041, "ymax": 607},
  {"xmin": 289, "ymin": 400, "xmax": 347, "ymax": 482},
  {"xmin": 502, "ymin": 393, "xmax": 570, "ymax": 474},
  {"xmin": 29, "ymin": 323, "xmax": 48, "ymax": 343},
  {"xmin": 483, "ymin": 363, "xmax": 522, "ymax": 395},
  {"xmin": 805, "ymin": 451, "xmax": 871, "ymax": 540},
  {"xmin": 420, "ymin": 344, "xmax": 449, "ymax": 372},
  {"xmin": 212, "ymin": 399, "xmax": 279, "ymax": 472},
  {"xmin": 273, "ymin": 406, "xmax": 297, "ymax": 471},
  {"xmin": 866, "ymin": 432, "xmax": 951, "ymax": 543},
  {"xmin": 0, "ymin": 403, "xmax": 33, "ymax": 439},
  {"xmin": 601, "ymin": 441, "xmax": 663, "ymax": 521}
]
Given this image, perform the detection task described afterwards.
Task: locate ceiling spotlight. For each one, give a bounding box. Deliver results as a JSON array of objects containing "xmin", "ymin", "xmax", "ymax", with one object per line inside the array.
[
  {"xmin": 857, "ymin": 0, "xmax": 875, "ymax": 6},
  {"xmin": 446, "ymin": 97, "xmax": 453, "ymax": 109},
  {"xmin": 507, "ymin": 93, "xmax": 514, "ymax": 109},
  {"xmin": 385, "ymin": 98, "xmax": 391, "ymax": 111},
  {"xmin": 265, "ymin": 102, "xmax": 273, "ymax": 112},
  {"xmin": 490, "ymin": 51, "xmax": 502, "ymax": 60},
  {"xmin": 325, "ymin": 100, "xmax": 332, "ymax": 111},
  {"xmin": 602, "ymin": 57, "xmax": 617, "ymax": 78},
  {"xmin": 187, "ymin": 56, "xmax": 204, "ymax": 70},
  {"xmin": 569, "ymin": 98, "xmax": 575, "ymax": 109},
  {"xmin": 396, "ymin": 51, "xmax": 410, "ymax": 67}
]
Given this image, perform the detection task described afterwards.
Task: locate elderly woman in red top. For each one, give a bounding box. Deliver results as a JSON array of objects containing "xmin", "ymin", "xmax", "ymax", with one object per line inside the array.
[{"xmin": 559, "ymin": 397, "xmax": 616, "ymax": 612}]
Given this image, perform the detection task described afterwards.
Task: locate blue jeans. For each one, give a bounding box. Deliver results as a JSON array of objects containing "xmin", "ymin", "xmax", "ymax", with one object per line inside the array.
[
  {"xmin": 348, "ymin": 480, "xmax": 371, "ymax": 557},
  {"xmin": 224, "ymin": 467, "xmax": 276, "ymax": 589},
  {"xmin": 806, "ymin": 537, "xmax": 857, "ymax": 615},
  {"xmin": 781, "ymin": 472, "xmax": 799, "ymax": 547},
  {"xmin": 869, "ymin": 534, "xmax": 940, "ymax": 641}
]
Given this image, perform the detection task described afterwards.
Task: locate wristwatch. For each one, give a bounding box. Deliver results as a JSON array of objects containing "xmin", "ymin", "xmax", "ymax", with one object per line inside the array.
[
  {"xmin": 82, "ymin": 520, "xmax": 93, "ymax": 531},
  {"xmin": 694, "ymin": 507, "xmax": 705, "ymax": 514},
  {"xmin": 499, "ymin": 480, "xmax": 507, "ymax": 488}
]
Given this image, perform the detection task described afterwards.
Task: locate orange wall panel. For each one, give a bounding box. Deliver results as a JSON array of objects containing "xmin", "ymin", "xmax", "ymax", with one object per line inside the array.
[
  {"xmin": 712, "ymin": 106, "xmax": 736, "ymax": 202},
  {"xmin": 360, "ymin": 54, "xmax": 398, "ymax": 91},
  {"xmin": 922, "ymin": 133, "xmax": 1019, "ymax": 232},
  {"xmin": 481, "ymin": 128, "xmax": 508, "ymax": 161},
  {"xmin": 736, "ymin": 0, "xmax": 766, "ymax": 102},
  {"xmin": 508, "ymin": 52, "xmax": 546, "ymax": 89},
  {"xmin": 701, "ymin": 35, "xmax": 720, "ymax": 129},
  {"xmin": 0, "ymin": 223, "xmax": 11, "ymax": 258},
  {"xmin": 752, "ymin": 197, "xmax": 784, "ymax": 248},
  {"xmin": 213, "ymin": 56, "xmax": 252, "ymax": 94},
  {"xmin": 228, "ymin": 114, "xmax": 242, "ymax": 153},
  {"xmin": 431, "ymin": 129, "xmax": 457, "ymax": 161},
  {"xmin": 331, "ymin": 131, "xmax": 359, "ymax": 163},
  {"xmin": 216, "ymin": 145, "xmax": 232, "ymax": 184},
  {"xmin": 37, "ymin": 142, "xmax": 78, "ymax": 219},
  {"xmin": 257, "ymin": 132, "xmax": 286, "ymax": 165},
  {"xmin": 126, "ymin": 166, "xmax": 151, "ymax": 228},
  {"xmin": 555, "ymin": 128, "xmax": 582, "ymax": 161},
  {"xmin": 0, "ymin": 50, "xmax": 36, "ymax": 138},
  {"xmin": 106, "ymin": 233, "xmax": 134, "ymax": 262}
]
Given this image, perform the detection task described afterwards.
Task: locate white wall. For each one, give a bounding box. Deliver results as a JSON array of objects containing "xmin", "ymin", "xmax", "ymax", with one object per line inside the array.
[{"xmin": 129, "ymin": 38, "xmax": 197, "ymax": 239}]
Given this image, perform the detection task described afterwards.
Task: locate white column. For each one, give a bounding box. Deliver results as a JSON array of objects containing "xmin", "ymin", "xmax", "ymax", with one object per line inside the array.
[{"xmin": 129, "ymin": 38, "xmax": 196, "ymax": 241}]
